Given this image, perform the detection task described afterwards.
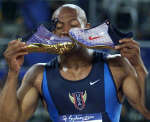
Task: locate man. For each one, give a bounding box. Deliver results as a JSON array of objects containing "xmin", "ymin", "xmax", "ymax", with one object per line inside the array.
[{"xmin": 0, "ymin": 4, "xmax": 149, "ymax": 122}]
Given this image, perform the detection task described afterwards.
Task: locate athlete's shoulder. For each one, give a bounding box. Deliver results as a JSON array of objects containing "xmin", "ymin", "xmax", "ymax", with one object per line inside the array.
[{"xmin": 22, "ymin": 63, "xmax": 46, "ymax": 82}]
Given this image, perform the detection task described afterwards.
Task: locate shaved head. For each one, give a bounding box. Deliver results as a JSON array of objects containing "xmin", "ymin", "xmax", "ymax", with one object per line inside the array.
[{"xmin": 52, "ymin": 4, "xmax": 87, "ymax": 28}]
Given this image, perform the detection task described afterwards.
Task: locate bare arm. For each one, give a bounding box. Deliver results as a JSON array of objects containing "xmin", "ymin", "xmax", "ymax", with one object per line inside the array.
[
  {"xmin": 0, "ymin": 67, "xmax": 41, "ymax": 122},
  {"xmin": 121, "ymin": 58, "xmax": 150, "ymax": 119},
  {"xmin": 115, "ymin": 38, "xmax": 148, "ymax": 107},
  {"xmin": 17, "ymin": 64, "xmax": 44, "ymax": 122},
  {"xmin": 0, "ymin": 71, "xmax": 21, "ymax": 122},
  {"xmin": 0, "ymin": 40, "xmax": 43, "ymax": 122}
]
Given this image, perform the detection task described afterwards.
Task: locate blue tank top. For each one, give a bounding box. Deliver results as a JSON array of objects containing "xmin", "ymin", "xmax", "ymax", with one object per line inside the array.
[{"xmin": 42, "ymin": 52, "xmax": 122, "ymax": 122}]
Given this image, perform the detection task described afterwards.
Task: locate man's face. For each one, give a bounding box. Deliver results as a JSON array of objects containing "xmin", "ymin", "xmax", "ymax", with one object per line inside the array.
[{"xmin": 54, "ymin": 7, "xmax": 83, "ymax": 37}]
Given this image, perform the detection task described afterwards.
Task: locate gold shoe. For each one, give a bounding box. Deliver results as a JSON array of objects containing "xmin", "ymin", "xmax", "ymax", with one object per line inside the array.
[{"xmin": 24, "ymin": 24, "xmax": 75, "ymax": 54}]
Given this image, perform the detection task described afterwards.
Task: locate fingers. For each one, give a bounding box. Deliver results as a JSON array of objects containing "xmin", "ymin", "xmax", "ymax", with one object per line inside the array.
[
  {"xmin": 8, "ymin": 39, "xmax": 26, "ymax": 48},
  {"xmin": 8, "ymin": 43, "xmax": 27, "ymax": 56},
  {"xmin": 115, "ymin": 38, "xmax": 139, "ymax": 50},
  {"xmin": 4, "ymin": 39, "xmax": 28, "ymax": 72},
  {"xmin": 3, "ymin": 39, "xmax": 29, "ymax": 72},
  {"xmin": 7, "ymin": 40, "xmax": 27, "ymax": 52},
  {"xmin": 119, "ymin": 38, "xmax": 138, "ymax": 44},
  {"xmin": 15, "ymin": 51, "xmax": 28, "ymax": 57},
  {"xmin": 116, "ymin": 38, "xmax": 140, "ymax": 56},
  {"xmin": 120, "ymin": 48, "xmax": 139, "ymax": 56},
  {"xmin": 8, "ymin": 40, "xmax": 17, "ymax": 46},
  {"xmin": 4, "ymin": 40, "xmax": 28, "ymax": 60},
  {"xmin": 115, "ymin": 43, "xmax": 133, "ymax": 49},
  {"xmin": 114, "ymin": 38, "xmax": 142, "ymax": 66}
]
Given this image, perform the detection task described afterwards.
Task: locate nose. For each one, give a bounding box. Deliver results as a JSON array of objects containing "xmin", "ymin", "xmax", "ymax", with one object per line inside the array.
[{"xmin": 61, "ymin": 24, "xmax": 70, "ymax": 37}]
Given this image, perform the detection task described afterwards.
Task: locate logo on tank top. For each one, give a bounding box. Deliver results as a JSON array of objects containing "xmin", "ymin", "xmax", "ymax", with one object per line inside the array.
[
  {"xmin": 89, "ymin": 79, "xmax": 100, "ymax": 86},
  {"xmin": 69, "ymin": 91, "xmax": 87, "ymax": 110}
]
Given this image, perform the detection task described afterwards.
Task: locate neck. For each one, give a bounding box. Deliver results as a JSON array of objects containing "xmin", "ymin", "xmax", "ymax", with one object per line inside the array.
[{"xmin": 59, "ymin": 48, "xmax": 93, "ymax": 69}]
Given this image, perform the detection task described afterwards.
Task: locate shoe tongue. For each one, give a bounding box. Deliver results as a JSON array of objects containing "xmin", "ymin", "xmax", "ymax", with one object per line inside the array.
[{"xmin": 107, "ymin": 22, "xmax": 133, "ymax": 45}]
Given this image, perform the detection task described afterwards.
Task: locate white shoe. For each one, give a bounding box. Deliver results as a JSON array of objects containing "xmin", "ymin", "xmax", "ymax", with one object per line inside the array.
[{"xmin": 69, "ymin": 20, "xmax": 133, "ymax": 49}]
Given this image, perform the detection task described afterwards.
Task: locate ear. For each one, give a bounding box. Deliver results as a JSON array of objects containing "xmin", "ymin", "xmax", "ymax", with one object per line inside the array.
[{"xmin": 85, "ymin": 23, "xmax": 91, "ymax": 29}]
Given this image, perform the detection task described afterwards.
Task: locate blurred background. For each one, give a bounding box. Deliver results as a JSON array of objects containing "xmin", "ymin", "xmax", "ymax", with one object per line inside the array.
[{"xmin": 0, "ymin": 0, "xmax": 150, "ymax": 122}]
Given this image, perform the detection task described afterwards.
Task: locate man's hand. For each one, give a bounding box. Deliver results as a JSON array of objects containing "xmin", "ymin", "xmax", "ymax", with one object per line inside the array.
[
  {"xmin": 3, "ymin": 39, "xmax": 28, "ymax": 72},
  {"xmin": 115, "ymin": 38, "xmax": 142, "ymax": 67}
]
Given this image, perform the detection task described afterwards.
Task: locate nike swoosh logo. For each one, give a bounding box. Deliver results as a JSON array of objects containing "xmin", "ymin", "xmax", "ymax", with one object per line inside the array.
[
  {"xmin": 89, "ymin": 79, "xmax": 100, "ymax": 86},
  {"xmin": 89, "ymin": 36, "xmax": 103, "ymax": 40}
]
